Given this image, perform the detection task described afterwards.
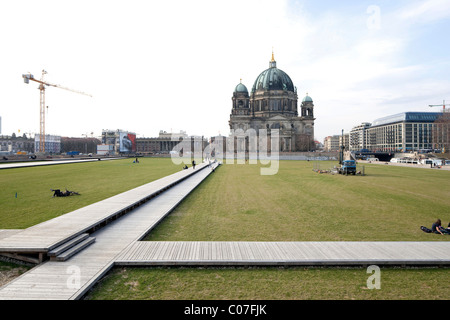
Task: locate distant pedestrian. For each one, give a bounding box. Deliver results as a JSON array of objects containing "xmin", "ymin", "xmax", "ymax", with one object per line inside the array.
[{"xmin": 192, "ymin": 160, "xmax": 196, "ymax": 169}]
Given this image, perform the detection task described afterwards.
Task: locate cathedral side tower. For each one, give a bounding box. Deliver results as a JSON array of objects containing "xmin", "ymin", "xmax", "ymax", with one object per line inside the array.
[
  {"xmin": 231, "ymin": 80, "xmax": 250, "ymax": 116},
  {"xmin": 229, "ymin": 80, "xmax": 251, "ymax": 132}
]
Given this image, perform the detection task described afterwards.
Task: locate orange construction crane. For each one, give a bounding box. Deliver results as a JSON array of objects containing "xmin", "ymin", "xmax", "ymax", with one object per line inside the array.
[{"xmin": 22, "ymin": 70, "xmax": 92, "ymax": 152}]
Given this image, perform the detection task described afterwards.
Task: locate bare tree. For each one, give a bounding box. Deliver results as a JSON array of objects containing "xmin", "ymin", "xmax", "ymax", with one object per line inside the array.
[
  {"xmin": 295, "ymin": 134, "xmax": 315, "ymax": 152},
  {"xmin": 433, "ymin": 112, "xmax": 450, "ymax": 152},
  {"xmin": 61, "ymin": 137, "xmax": 101, "ymax": 154}
]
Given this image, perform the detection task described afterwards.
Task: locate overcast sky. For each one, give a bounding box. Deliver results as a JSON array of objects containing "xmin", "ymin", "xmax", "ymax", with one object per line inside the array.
[{"xmin": 1, "ymin": 0, "xmax": 449, "ymax": 142}]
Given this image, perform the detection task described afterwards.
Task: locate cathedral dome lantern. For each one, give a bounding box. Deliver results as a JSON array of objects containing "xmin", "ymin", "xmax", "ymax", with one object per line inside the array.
[{"xmin": 269, "ymin": 50, "xmax": 277, "ymax": 68}]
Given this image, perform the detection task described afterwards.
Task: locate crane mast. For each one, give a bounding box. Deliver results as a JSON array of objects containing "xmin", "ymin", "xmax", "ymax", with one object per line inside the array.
[
  {"xmin": 39, "ymin": 70, "xmax": 46, "ymax": 153},
  {"xmin": 22, "ymin": 70, "xmax": 92, "ymax": 153}
]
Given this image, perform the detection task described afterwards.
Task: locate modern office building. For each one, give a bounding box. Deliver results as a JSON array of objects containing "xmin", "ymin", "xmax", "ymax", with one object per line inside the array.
[{"xmin": 365, "ymin": 112, "xmax": 443, "ymax": 152}]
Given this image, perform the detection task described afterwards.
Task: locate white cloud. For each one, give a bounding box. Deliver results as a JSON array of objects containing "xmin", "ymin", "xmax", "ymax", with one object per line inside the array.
[
  {"xmin": 1, "ymin": 0, "xmax": 449, "ymax": 144},
  {"xmin": 399, "ymin": 0, "xmax": 450, "ymax": 23}
]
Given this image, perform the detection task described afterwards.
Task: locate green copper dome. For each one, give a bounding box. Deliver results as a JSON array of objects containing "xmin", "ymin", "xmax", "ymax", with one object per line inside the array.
[
  {"xmin": 234, "ymin": 83, "xmax": 248, "ymax": 93},
  {"xmin": 251, "ymin": 66, "xmax": 295, "ymax": 93},
  {"xmin": 302, "ymin": 95, "xmax": 313, "ymax": 103}
]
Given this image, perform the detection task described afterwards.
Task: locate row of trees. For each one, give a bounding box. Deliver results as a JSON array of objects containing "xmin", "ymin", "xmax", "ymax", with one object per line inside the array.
[
  {"xmin": 6, "ymin": 133, "xmax": 30, "ymax": 139},
  {"xmin": 432, "ymin": 112, "xmax": 450, "ymax": 153},
  {"xmin": 60, "ymin": 137, "xmax": 101, "ymax": 154}
]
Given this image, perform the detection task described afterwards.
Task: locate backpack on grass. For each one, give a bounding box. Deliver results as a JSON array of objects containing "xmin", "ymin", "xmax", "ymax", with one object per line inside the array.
[{"xmin": 420, "ymin": 226, "xmax": 432, "ymax": 233}]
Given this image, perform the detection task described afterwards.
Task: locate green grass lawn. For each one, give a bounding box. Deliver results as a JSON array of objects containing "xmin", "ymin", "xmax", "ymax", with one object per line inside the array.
[
  {"xmin": 1, "ymin": 159, "xmax": 449, "ymax": 300},
  {"xmin": 0, "ymin": 261, "xmax": 31, "ymax": 288},
  {"xmin": 0, "ymin": 158, "xmax": 179, "ymax": 229},
  {"xmin": 86, "ymin": 161, "xmax": 449, "ymax": 300},
  {"xmin": 85, "ymin": 266, "xmax": 449, "ymax": 300},
  {"xmin": 145, "ymin": 161, "xmax": 450, "ymax": 241}
]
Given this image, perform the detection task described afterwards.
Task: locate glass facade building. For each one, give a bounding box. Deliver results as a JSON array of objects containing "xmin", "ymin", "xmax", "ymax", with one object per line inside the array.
[{"xmin": 365, "ymin": 112, "xmax": 442, "ymax": 152}]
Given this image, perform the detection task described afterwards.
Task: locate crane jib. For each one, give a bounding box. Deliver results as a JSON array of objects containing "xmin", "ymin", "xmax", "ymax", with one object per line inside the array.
[{"xmin": 22, "ymin": 70, "xmax": 92, "ymax": 153}]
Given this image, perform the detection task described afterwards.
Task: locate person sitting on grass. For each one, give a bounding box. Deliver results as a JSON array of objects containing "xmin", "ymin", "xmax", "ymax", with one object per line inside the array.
[{"xmin": 431, "ymin": 219, "xmax": 450, "ymax": 235}]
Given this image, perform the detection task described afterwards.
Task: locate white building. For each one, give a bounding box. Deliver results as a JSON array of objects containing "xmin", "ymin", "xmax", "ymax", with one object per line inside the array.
[
  {"xmin": 350, "ymin": 123, "xmax": 371, "ymax": 151},
  {"xmin": 34, "ymin": 134, "xmax": 61, "ymax": 154},
  {"xmin": 324, "ymin": 135, "xmax": 341, "ymax": 152}
]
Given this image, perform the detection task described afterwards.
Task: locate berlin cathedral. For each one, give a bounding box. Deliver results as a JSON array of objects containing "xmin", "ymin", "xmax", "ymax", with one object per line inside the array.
[{"xmin": 229, "ymin": 52, "xmax": 315, "ymax": 152}]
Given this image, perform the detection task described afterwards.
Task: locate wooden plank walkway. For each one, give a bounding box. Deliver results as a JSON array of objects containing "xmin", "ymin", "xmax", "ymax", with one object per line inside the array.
[
  {"xmin": 0, "ymin": 230, "xmax": 22, "ymax": 241},
  {"xmin": 0, "ymin": 157, "xmax": 120, "ymax": 170},
  {"xmin": 1, "ymin": 160, "xmax": 449, "ymax": 300},
  {"xmin": 0, "ymin": 162, "xmax": 209, "ymax": 255},
  {"xmin": 0, "ymin": 162, "xmax": 218, "ymax": 300},
  {"xmin": 115, "ymin": 241, "xmax": 450, "ymax": 266}
]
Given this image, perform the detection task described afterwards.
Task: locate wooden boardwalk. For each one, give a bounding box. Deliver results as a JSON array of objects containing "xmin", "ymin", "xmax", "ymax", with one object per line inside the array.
[
  {"xmin": 0, "ymin": 162, "xmax": 218, "ymax": 300},
  {"xmin": 115, "ymin": 241, "xmax": 450, "ymax": 266},
  {"xmin": 0, "ymin": 162, "xmax": 209, "ymax": 258},
  {"xmin": 0, "ymin": 157, "xmax": 120, "ymax": 170}
]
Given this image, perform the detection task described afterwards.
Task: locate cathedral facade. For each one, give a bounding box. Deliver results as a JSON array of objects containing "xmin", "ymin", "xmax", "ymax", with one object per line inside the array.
[{"xmin": 229, "ymin": 53, "xmax": 315, "ymax": 152}]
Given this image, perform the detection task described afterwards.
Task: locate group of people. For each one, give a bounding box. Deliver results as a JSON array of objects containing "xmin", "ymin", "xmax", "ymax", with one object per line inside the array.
[
  {"xmin": 422, "ymin": 219, "xmax": 450, "ymax": 235},
  {"xmin": 181, "ymin": 159, "xmax": 218, "ymax": 171},
  {"xmin": 51, "ymin": 189, "xmax": 80, "ymax": 197},
  {"xmin": 182, "ymin": 160, "xmax": 196, "ymax": 170},
  {"xmin": 432, "ymin": 219, "xmax": 450, "ymax": 235}
]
